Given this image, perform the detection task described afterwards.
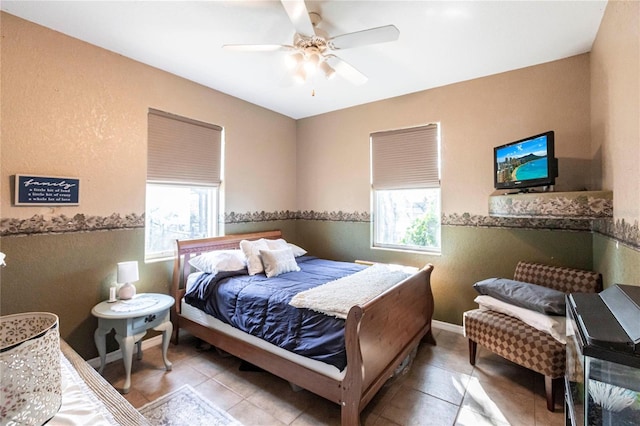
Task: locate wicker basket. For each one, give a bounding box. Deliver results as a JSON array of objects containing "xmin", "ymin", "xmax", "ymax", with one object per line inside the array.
[{"xmin": 0, "ymin": 312, "xmax": 62, "ymax": 425}]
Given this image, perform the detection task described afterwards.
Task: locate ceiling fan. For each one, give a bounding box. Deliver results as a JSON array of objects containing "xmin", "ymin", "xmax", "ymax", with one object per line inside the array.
[{"xmin": 222, "ymin": 0, "xmax": 400, "ymax": 86}]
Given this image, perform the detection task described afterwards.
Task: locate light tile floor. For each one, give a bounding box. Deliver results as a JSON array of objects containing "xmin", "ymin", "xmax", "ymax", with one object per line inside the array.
[{"xmin": 102, "ymin": 327, "xmax": 565, "ymax": 425}]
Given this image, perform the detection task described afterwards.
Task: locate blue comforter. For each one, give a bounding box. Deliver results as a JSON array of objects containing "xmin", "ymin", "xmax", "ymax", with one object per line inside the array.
[{"xmin": 184, "ymin": 256, "xmax": 366, "ymax": 370}]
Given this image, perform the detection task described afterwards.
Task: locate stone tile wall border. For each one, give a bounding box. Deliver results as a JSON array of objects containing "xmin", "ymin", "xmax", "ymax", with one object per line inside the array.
[
  {"xmin": 488, "ymin": 191, "xmax": 613, "ymax": 219},
  {"xmin": 1, "ymin": 213, "xmax": 144, "ymax": 237},
  {"xmin": 2, "ymin": 211, "xmax": 637, "ymax": 251}
]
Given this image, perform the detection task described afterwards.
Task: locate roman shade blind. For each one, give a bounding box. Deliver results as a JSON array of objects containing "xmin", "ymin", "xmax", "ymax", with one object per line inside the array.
[
  {"xmin": 371, "ymin": 124, "xmax": 439, "ymax": 189},
  {"xmin": 147, "ymin": 109, "xmax": 222, "ymax": 186}
]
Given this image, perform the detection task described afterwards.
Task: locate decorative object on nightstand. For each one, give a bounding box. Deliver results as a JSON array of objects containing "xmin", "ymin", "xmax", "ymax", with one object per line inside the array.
[
  {"xmin": 117, "ymin": 260, "xmax": 138, "ymax": 300},
  {"xmin": 91, "ymin": 293, "xmax": 174, "ymax": 394}
]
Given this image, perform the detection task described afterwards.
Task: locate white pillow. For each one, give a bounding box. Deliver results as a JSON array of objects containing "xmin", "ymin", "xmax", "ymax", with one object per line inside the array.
[
  {"xmin": 259, "ymin": 248, "xmax": 300, "ymax": 278},
  {"xmin": 240, "ymin": 239, "xmax": 269, "ymax": 275},
  {"xmin": 265, "ymin": 238, "xmax": 288, "ymax": 250},
  {"xmin": 188, "ymin": 250, "xmax": 247, "ymax": 274},
  {"xmin": 288, "ymin": 243, "xmax": 307, "ymax": 257},
  {"xmin": 475, "ymin": 295, "xmax": 566, "ymax": 343},
  {"xmin": 265, "ymin": 238, "xmax": 307, "ymax": 257}
]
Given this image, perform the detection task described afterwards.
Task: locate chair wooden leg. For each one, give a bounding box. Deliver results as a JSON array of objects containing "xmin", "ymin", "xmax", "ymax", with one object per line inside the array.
[
  {"xmin": 468, "ymin": 339, "xmax": 477, "ymax": 366},
  {"xmin": 545, "ymin": 376, "xmax": 556, "ymax": 412}
]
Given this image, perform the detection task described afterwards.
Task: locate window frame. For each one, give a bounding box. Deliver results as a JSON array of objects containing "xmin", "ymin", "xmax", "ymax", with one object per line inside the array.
[
  {"xmin": 145, "ymin": 109, "xmax": 223, "ymax": 261},
  {"xmin": 370, "ymin": 123, "xmax": 441, "ymax": 253}
]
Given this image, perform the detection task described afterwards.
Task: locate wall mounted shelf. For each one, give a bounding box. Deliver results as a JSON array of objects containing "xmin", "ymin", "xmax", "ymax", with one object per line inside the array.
[{"xmin": 489, "ymin": 190, "xmax": 613, "ymax": 219}]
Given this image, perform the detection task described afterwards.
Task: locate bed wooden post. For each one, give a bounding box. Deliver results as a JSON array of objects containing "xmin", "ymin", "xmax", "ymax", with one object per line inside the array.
[
  {"xmin": 421, "ymin": 271, "xmax": 437, "ymax": 346},
  {"xmin": 170, "ymin": 243, "xmax": 183, "ymax": 345},
  {"xmin": 342, "ymin": 306, "xmax": 365, "ymax": 426}
]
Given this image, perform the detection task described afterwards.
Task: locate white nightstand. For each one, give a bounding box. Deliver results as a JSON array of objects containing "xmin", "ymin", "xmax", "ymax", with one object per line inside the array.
[{"xmin": 91, "ymin": 293, "xmax": 174, "ymax": 394}]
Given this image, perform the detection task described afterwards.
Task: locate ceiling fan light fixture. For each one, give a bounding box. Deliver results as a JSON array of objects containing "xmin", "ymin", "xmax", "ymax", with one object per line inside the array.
[
  {"xmin": 293, "ymin": 65, "xmax": 307, "ymax": 84},
  {"xmin": 285, "ymin": 52, "xmax": 304, "ymax": 70},
  {"xmin": 303, "ymin": 61, "xmax": 316, "ymax": 77},
  {"xmin": 320, "ymin": 61, "xmax": 336, "ymax": 80},
  {"xmin": 307, "ymin": 51, "xmax": 320, "ymax": 66},
  {"xmin": 302, "ymin": 51, "xmax": 320, "ymax": 76}
]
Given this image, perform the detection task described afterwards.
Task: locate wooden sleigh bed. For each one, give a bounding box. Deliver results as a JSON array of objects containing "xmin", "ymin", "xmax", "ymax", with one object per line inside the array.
[{"xmin": 170, "ymin": 230, "xmax": 435, "ymax": 425}]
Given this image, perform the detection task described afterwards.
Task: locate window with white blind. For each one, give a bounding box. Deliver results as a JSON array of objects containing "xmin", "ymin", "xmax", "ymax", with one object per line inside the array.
[
  {"xmin": 145, "ymin": 109, "xmax": 223, "ymax": 260},
  {"xmin": 371, "ymin": 123, "xmax": 441, "ymax": 252}
]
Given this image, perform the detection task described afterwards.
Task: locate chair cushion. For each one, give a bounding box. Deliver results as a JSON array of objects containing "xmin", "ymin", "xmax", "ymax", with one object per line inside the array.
[
  {"xmin": 464, "ymin": 309, "xmax": 565, "ymax": 378},
  {"xmin": 513, "ymin": 261, "xmax": 602, "ymax": 293}
]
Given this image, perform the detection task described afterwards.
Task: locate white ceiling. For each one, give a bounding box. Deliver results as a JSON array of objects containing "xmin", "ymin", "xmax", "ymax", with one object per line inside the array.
[{"xmin": 2, "ymin": 1, "xmax": 607, "ymax": 119}]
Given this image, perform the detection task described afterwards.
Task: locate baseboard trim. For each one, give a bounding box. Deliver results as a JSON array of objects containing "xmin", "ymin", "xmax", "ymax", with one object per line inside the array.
[
  {"xmin": 86, "ymin": 335, "xmax": 163, "ymax": 369},
  {"xmin": 432, "ymin": 319, "xmax": 464, "ymax": 335}
]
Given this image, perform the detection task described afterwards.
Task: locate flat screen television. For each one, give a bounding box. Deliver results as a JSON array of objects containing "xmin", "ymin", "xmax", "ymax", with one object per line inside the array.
[{"xmin": 494, "ymin": 131, "xmax": 557, "ymax": 191}]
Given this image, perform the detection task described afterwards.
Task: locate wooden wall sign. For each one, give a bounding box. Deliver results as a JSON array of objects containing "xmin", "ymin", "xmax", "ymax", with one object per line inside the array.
[{"xmin": 14, "ymin": 175, "xmax": 80, "ymax": 206}]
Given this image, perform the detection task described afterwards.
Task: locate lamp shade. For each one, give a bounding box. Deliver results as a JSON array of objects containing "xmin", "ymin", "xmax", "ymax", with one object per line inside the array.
[
  {"xmin": 1, "ymin": 312, "xmax": 61, "ymax": 424},
  {"xmin": 117, "ymin": 261, "xmax": 139, "ymax": 284}
]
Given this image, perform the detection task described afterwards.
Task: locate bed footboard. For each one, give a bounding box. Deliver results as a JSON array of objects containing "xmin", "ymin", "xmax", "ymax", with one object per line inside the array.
[{"xmin": 342, "ymin": 264, "xmax": 435, "ymax": 425}]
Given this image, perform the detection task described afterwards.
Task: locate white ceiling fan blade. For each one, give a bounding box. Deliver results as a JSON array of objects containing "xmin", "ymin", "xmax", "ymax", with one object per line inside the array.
[
  {"xmin": 223, "ymin": 44, "xmax": 294, "ymax": 52},
  {"xmin": 328, "ymin": 25, "xmax": 400, "ymax": 50},
  {"xmin": 281, "ymin": 0, "xmax": 315, "ymax": 37},
  {"xmin": 325, "ymin": 55, "xmax": 368, "ymax": 85}
]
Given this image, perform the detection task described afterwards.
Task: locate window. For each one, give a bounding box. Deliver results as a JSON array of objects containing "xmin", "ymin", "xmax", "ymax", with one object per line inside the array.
[
  {"xmin": 146, "ymin": 109, "xmax": 223, "ymax": 260},
  {"xmin": 371, "ymin": 124, "xmax": 441, "ymax": 252}
]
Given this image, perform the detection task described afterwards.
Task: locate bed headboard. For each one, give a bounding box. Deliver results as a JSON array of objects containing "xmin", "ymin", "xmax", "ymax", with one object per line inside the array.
[{"xmin": 171, "ymin": 230, "xmax": 282, "ymax": 314}]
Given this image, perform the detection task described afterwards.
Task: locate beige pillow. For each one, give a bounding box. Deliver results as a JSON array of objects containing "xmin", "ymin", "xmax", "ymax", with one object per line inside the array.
[
  {"xmin": 259, "ymin": 248, "xmax": 300, "ymax": 278},
  {"xmin": 266, "ymin": 238, "xmax": 288, "ymax": 250},
  {"xmin": 240, "ymin": 239, "xmax": 269, "ymax": 275}
]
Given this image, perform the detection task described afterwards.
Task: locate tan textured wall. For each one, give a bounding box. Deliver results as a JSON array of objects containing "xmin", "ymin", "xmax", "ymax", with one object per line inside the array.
[
  {"xmin": 297, "ymin": 55, "xmax": 592, "ymax": 215},
  {"xmin": 0, "ymin": 230, "xmax": 172, "ymax": 358},
  {"xmin": 0, "ymin": 13, "xmax": 296, "ymax": 356},
  {"xmin": 1, "ymin": 13, "xmax": 297, "ymax": 220},
  {"xmin": 591, "ymin": 0, "xmax": 640, "ymax": 224},
  {"xmin": 593, "ymin": 234, "xmax": 640, "ymax": 287},
  {"xmin": 590, "ymin": 0, "xmax": 640, "ymax": 289}
]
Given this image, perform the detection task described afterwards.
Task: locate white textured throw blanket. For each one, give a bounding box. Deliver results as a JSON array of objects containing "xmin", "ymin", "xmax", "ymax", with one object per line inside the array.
[{"xmin": 289, "ymin": 264, "xmax": 412, "ymax": 319}]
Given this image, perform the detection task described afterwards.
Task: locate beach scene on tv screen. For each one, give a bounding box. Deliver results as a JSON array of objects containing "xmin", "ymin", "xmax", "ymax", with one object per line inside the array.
[{"xmin": 496, "ymin": 136, "xmax": 549, "ymax": 183}]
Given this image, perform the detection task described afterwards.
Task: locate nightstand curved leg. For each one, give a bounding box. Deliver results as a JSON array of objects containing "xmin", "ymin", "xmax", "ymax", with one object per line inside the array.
[
  {"xmin": 94, "ymin": 327, "xmax": 110, "ymax": 374},
  {"xmin": 114, "ymin": 333, "xmax": 135, "ymax": 394},
  {"xmin": 154, "ymin": 320, "xmax": 173, "ymax": 371}
]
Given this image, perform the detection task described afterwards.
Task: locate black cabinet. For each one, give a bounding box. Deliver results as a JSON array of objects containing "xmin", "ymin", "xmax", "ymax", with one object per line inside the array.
[{"xmin": 565, "ymin": 285, "xmax": 640, "ymax": 426}]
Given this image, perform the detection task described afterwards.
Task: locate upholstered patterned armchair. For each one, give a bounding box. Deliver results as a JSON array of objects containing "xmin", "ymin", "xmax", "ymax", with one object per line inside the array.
[{"xmin": 463, "ymin": 261, "xmax": 602, "ymax": 411}]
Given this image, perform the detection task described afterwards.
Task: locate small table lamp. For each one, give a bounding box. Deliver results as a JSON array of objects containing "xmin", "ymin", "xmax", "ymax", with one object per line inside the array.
[{"xmin": 117, "ymin": 261, "xmax": 139, "ymax": 300}]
